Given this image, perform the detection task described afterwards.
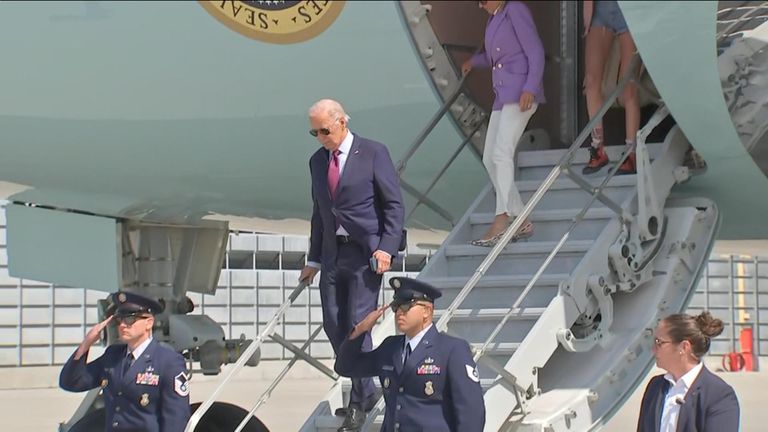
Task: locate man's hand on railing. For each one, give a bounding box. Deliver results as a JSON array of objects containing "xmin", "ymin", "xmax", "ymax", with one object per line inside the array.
[
  {"xmin": 299, "ymin": 266, "xmax": 320, "ymax": 284},
  {"xmin": 349, "ymin": 305, "xmax": 388, "ymax": 340}
]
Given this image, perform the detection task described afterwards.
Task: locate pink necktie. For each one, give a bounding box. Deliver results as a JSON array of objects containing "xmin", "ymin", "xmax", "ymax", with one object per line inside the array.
[{"xmin": 328, "ymin": 149, "xmax": 341, "ymax": 200}]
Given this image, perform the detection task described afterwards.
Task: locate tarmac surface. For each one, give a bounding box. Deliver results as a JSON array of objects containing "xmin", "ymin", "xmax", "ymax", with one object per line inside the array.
[{"xmin": 0, "ymin": 359, "xmax": 764, "ymax": 431}]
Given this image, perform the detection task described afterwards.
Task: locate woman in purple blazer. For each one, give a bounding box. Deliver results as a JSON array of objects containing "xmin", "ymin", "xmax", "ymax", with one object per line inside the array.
[
  {"xmin": 462, "ymin": 1, "xmax": 545, "ymax": 247},
  {"xmin": 638, "ymin": 312, "xmax": 740, "ymax": 432}
]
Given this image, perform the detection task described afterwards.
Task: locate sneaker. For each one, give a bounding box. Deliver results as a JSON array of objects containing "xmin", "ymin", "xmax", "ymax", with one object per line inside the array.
[
  {"xmin": 582, "ymin": 145, "xmax": 609, "ymax": 175},
  {"xmin": 617, "ymin": 151, "xmax": 637, "ymax": 175}
]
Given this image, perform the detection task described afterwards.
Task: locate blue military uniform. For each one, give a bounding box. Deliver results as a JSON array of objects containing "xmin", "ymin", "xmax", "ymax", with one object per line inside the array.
[
  {"xmin": 335, "ymin": 277, "xmax": 486, "ymax": 432},
  {"xmin": 59, "ymin": 292, "xmax": 190, "ymax": 432}
]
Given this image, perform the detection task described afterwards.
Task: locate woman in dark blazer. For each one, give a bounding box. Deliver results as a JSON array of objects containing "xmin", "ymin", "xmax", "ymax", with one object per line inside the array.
[{"xmin": 637, "ymin": 312, "xmax": 740, "ymax": 432}]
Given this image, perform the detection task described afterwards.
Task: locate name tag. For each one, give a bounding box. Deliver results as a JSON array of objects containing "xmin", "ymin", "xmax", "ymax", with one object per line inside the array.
[
  {"xmin": 382, "ymin": 365, "xmax": 394, "ymax": 371},
  {"xmin": 136, "ymin": 372, "xmax": 160, "ymax": 386},
  {"xmin": 417, "ymin": 364, "xmax": 441, "ymax": 375}
]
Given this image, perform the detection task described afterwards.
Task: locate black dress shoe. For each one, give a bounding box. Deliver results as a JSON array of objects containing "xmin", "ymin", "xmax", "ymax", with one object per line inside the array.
[
  {"xmin": 334, "ymin": 407, "xmax": 348, "ymax": 417},
  {"xmin": 337, "ymin": 406, "xmax": 366, "ymax": 432}
]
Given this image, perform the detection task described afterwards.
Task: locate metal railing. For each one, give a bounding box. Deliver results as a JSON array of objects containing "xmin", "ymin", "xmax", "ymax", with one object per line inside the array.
[
  {"xmin": 394, "ymin": 43, "xmax": 486, "ymax": 228},
  {"xmin": 717, "ymin": 2, "xmax": 768, "ymax": 46},
  {"xmin": 360, "ymin": 50, "xmax": 648, "ymax": 430},
  {"xmin": 184, "ymin": 281, "xmax": 336, "ymax": 432}
]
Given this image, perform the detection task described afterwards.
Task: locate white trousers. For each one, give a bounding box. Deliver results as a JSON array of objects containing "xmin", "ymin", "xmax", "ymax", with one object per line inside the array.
[{"xmin": 483, "ymin": 103, "xmax": 538, "ymax": 217}]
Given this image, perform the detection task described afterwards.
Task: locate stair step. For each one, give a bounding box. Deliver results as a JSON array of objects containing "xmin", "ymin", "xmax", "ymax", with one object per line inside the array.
[
  {"xmin": 516, "ymin": 143, "xmax": 662, "ymax": 168},
  {"xmin": 435, "ymin": 307, "xmax": 545, "ymax": 321},
  {"xmin": 444, "ymin": 242, "xmax": 587, "ymax": 276},
  {"xmin": 469, "ymin": 207, "xmax": 614, "ymax": 225},
  {"xmin": 516, "ymin": 173, "xmax": 636, "ymax": 192},
  {"xmin": 466, "ymin": 208, "xmax": 615, "ymax": 242},
  {"xmin": 472, "ymin": 341, "xmax": 520, "ymax": 355},
  {"xmin": 424, "ymin": 273, "xmax": 568, "ymax": 289},
  {"xmin": 425, "ymin": 274, "xmax": 564, "ymax": 309},
  {"xmin": 446, "ymin": 240, "xmax": 593, "ymax": 257},
  {"xmin": 515, "ymin": 143, "xmax": 662, "ymax": 181}
]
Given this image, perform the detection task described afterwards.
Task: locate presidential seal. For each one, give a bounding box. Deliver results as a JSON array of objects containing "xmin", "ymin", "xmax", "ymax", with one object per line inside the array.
[{"xmin": 199, "ymin": 1, "xmax": 346, "ymax": 44}]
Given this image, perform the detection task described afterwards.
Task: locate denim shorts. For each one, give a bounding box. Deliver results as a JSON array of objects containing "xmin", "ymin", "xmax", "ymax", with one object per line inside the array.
[{"xmin": 591, "ymin": 0, "xmax": 629, "ymax": 34}]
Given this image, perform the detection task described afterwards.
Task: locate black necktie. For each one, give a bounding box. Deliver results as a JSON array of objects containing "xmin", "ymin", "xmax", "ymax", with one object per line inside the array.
[
  {"xmin": 403, "ymin": 343, "xmax": 411, "ymax": 366},
  {"xmin": 122, "ymin": 352, "xmax": 133, "ymax": 378}
]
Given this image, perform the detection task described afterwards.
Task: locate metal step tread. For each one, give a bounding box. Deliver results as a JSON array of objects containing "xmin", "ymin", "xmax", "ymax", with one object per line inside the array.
[
  {"xmin": 472, "ymin": 342, "xmax": 521, "ymax": 355},
  {"xmin": 516, "ymin": 173, "xmax": 637, "ymax": 192},
  {"xmin": 423, "ymin": 273, "xmax": 569, "ymax": 289},
  {"xmin": 469, "ymin": 207, "xmax": 615, "ymax": 225},
  {"xmin": 338, "ymin": 377, "xmax": 497, "ymax": 391},
  {"xmin": 436, "ymin": 307, "xmax": 545, "ymax": 321},
  {"xmin": 516, "ymin": 142, "xmax": 662, "ymax": 168},
  {"xmin": 446, "ymin": 239, "xmax": 594, "ymax": 256}
]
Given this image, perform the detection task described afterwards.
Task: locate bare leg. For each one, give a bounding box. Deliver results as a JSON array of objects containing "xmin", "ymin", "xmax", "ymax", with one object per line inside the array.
[
  {"xmin": 584, "ymin": 26, "xmax": 616, "ymax": 145},
  {"xmin": 618, "ymin": 31, "xmax": 640, "ymax": 144}
]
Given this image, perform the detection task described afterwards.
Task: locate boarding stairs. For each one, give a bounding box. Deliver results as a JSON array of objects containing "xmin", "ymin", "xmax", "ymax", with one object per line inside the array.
[
  {"xmin": 187, "ymin": 45, "xmax": 728, "ymax": 432},
  {"xmin": 292, "ymin": 52, "xmax": 720, "ymax": 431}
]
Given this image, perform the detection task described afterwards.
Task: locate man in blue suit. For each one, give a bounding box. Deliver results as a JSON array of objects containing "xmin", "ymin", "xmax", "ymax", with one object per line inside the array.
[
  {"xmin": 300, "ymin": 99, "xmax": 405, "ymax": 431},
  {"xmin": 59, "ymin": 291, "xmax": 190, "ymax": 432},
  {"xmin": 335, "ymin": 277, "xmax": 486, "ymax": 432}
]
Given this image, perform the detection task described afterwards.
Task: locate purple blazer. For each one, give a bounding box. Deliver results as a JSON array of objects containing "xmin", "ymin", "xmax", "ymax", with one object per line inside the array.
[
  {"xmin": 470, "ymin": 1, "xmax": 546, "ymax": 110},
  {"xmin": 308, "ymin": 134, "xmax": 404, "ymax": 263}
]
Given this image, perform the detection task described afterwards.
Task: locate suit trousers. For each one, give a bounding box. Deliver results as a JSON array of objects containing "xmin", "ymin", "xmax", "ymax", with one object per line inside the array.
[
  {"xmin": 483, "ymin": 103, "xmax": 538, "ymax": 217},
  {"xmin": 319, "ymin": 240, "xmax": 381, "ymax": 406}
]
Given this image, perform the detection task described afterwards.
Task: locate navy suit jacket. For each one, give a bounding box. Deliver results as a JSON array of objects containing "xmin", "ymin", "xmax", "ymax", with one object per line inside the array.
[
  {"xmin": 60, "ymin": 339, "xmax": 190, "ymax": 432},
  {"xmin": 335, "ymin": 325, "xmax": 486, "ymax": 432},
  {"xmin": 636, "ymin": 366, "xmax": 739, "ymax": 432},
  {"xmin": 308, "ymin": 133, "xmax": 404, "ymax": 263}
]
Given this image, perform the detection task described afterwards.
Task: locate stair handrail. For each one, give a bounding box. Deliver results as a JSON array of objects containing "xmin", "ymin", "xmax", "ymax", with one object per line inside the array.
[
  {"xmin": 394, "ymin": 44, "xmax": 485, "ymax": 227},
  {"xmin": 233, "ymin": 324, "xmax": 331, "ymax": 432},
  {"xmin": 717, "ymin": 1, "xmax": 768, "ymax": 44},
  {"xmin": 184, "ymin": 281, "xmax": 310, "ymax": 432},
  {"xmin": 435, "ymin": 52, "xmax": 641, "ymax": 333},
  {"xmin": 359, "ymin": 52, "xmax": 643, "ymax": 430},
  {"xmin": 474, "ymin": 103, "xmax": 671, "ymax": 367}
]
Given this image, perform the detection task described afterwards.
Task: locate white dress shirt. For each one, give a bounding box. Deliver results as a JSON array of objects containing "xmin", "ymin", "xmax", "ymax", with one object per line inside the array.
[
  {"xmin": 127, "ymin": 336, "xmax": 153, "ymax": 363},
  {"xmin": 660, "ymin": 362, "xmax": 703, "ymax": 432},
  {"xmin": 402, "ymin": 323, "xmax": 432, "ymax": 364}
]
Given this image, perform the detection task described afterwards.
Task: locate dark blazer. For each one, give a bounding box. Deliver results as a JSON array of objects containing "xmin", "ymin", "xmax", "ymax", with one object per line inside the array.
[
  {"xmin": 335, "ymin": 325, "xmax": 486, "ymax": 432},
  {"xmin": 60, "ymin": 339, "xmax": 191, "ymax": 432},
  {"xmin": 308, "ymin": 133, "xmax": 404, "ymax": 263},
  {"xmin": 636, "ymin": 365, "xmax": 740, "ymax": 432}
]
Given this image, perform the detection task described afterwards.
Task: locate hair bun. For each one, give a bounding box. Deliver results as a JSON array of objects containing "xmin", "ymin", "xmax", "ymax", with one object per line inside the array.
[{"xmin": 695, "ymin": 311, "xmax": 724, "ymax": 338}]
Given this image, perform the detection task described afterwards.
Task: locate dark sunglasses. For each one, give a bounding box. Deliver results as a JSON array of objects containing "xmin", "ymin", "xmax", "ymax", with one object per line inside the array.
[
  {"xmin": 390, "ymin": 300, "xmax": 428, "ymax": 314},
  {"xmin": 309, "ymin": 127, "xmax": 332, "ymax": 137},
  {"xmin": 114, "ymin": 314, "xmax": 150, "ymax": 326}
]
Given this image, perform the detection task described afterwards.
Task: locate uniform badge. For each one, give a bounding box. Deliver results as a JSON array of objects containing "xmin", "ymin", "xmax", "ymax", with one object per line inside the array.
[
  {"xmin": 100, "ymin": 379, "xmax": 108, "ymax": 388},
  {"xmin": 383, "ymin": 377, "xmax": 390, "ymax": 389},
  {"xmin": 465, "ymin": 364, "xmax": 480, "ymax": 383},
  {"xmin": 392, "ymin": 279, "xmax": 401, "ymax": 289},
  {"xmin": 417, "ymin": 364, "xmax": 441, "ymax": 375},
  {"xmin": 140, "ymin": 393, "xmax": 149, "ymax": 407},
  {"xmin": 136, "ymin": 372, "xmax": 160, "ymax": 386},
  {"xmin": 118, "ymin": 293, "xmax": 126, "ymax": 303},
  {"xmin": 424, "ymin": 381, "xmax": 434, "ymax": 396},
  {"xmin": 174, "ymin": 371, "xmax": 190, "ymax": 397},
  {"xmin": 423, "ymin": 357, "xmax": 434, "ymax": 364}
]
